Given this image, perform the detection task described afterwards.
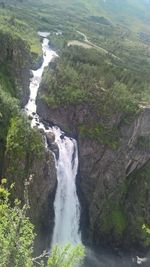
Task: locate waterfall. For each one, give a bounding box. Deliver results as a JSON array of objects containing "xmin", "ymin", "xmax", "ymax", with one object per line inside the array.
[
  {"xmin": 51, "ymin": 127, "xmax": 81, "ymax": 245},
  {"xmin": 25, "ymin": 33, "xmax": 81, "ymax": 247}
]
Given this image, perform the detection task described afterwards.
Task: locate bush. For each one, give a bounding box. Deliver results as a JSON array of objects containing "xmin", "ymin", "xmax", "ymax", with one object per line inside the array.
[
  {"xmin": 47, "ymin": 244, "xmax": 85, "ymax": 267},
  {"xmin": 0, "ymin": 179, "xmax": 34, "ymax": 267},
  {"xmin": 0, "ymin": 181, "xmax": 85, "ymax": 267},
  {"xmin": 6, "ymin": 114, "xmax": 43, "ymax": 159}
]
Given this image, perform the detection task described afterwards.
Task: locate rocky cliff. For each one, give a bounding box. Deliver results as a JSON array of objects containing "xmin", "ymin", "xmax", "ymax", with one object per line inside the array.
[
  {"xmin": 0, "ymin": 31, "xmax": 31, "ymax": 106},
  {"xmin": 3, "ymin": 121, "xmax": 57, "ymax": 254},
  {"xmin": 0, "ymin": 31, "xmax": 57, "ymax": 255},
  {"xmin": 37, "ymin": 94, "xmax": 150, "ymax": 249}
]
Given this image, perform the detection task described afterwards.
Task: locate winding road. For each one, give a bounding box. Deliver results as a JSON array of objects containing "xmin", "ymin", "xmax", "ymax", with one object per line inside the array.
[{"xmin": 75, "ymin": 30, "xmax": 121, "ymax": 61}]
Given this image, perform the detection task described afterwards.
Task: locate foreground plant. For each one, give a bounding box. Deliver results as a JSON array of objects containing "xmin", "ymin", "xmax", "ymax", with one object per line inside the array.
[
  {"xmin": 0, "ymin": 179, "xmax": 34, "ymax": 267},
  {"xmin": 0, "ymin": 180, "xmax": 85, "ymax": 267},
  {"xmin": 47, "ymin": 244, "xmax": 85, "ymax": 267}
]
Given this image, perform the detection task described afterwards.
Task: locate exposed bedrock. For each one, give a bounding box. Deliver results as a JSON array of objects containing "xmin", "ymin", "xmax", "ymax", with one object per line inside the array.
[
  {"xmin": 3, "ymin": 136, "xmax": 57, "ymax": 255},
  {"xmin": 0, "ymin": 31, "xmax": 32, "ymax": 106},
  {"xmin": 37, "ymin": 94, "xmax": 150, "ymax": 249}
]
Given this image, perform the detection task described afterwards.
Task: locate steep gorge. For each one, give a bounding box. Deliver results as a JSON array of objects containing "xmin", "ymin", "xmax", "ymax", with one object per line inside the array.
[
  {"xmin": 1, "ymin": 27, "xmax": 150, "ymax": 254},
  {"xmin": 0, "ymin": 32, "xmax": 57, "ymax": 255},
  {"xmin": 37, "ymin": 78, "xmax": 150, "ymax": 250},
  {"xmin": 0, "ymin": 0, "xmax": 150, "ymax": 266}
]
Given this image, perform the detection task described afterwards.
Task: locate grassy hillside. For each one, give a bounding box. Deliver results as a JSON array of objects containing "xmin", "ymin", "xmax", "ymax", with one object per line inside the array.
[
  {"xmin": 82, "ymin": 0, "xmax": 150, "ymax": 30},
  {"xmin": 16, "ymin": 0, "xmax": 149, "ymax": 76},
  {"xmin": 0, "ymin": 0, "xmax": 150, "ymax": 104},
  {"xmin": 29, "ymin": 0, "xmax": 150, "ymax": 33},
  {"xmin": 0, "ymin": 0, "xmax": 43, "ymax": 175}
]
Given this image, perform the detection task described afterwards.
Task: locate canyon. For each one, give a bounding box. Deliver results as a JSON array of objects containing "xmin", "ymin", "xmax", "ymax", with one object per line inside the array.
[{"xmin": 0, "ymin": 1, "xmax": 150, "ymax": 266}]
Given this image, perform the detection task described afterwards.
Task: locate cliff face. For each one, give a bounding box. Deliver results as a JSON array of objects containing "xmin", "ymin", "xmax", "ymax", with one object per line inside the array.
[
  {"xmin": 37, "ymin": 95, "xmax": 150, "ymax": 249},
  {"xmin": 28, "ymin": 148, "xmax": 57, "ymax": 254},
  {"xmin": 0, "ymin": 31, "xmax": 57, "ymax": 254},
  {"xmin": 0, "ymin": 31, "xmax": 31, "ymax": 106},
  {"xmin": 78, "ymin": 108, "xmax": 150, "ymax": 248},
  {"xmin": 4, "ymin": 131, "xmax": 57, "ymax": 255}
]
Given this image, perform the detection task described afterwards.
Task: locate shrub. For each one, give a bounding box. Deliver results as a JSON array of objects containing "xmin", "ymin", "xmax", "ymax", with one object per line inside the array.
[{"xmin": 0, "ymin": 181, "xmax": 85, "ymax": 267}]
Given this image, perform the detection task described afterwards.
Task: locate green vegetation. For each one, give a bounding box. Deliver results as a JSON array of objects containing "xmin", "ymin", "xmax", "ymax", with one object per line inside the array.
[
  {"xmin": 5, "ymin": 114, "xmax": 44, "ymax": 179},
  {"xmin": 142, "ymin": 224, "xmax": 150, "ymax": 246},
  {"xmin": 0, "ymin": 0, "xmax": 150, "ymax": 254},
  {"xmin": 99, "ymin": 160, "xmax": 150, "ymax": 246},
  {"xmin": 41, "ymin": 59, "xmax": 88, "ymax": 107},
  {"xmin": 2, "ymin": 0, "xmax": 150, "ymax": 76},
  {"xmin": 0, "ymin": 2, "xmax": 43, "ymax": 174},
  {"xmin": 39, "ymin": 44, "xmax": 146, "ymax": 146},
  {"xmin": 0, "ymin": 0, "xmax": 44, "ymax": 49},
  {"xmin": 101, "ymin": 203, "xmax": 127, "ymax": 240},
  {"xmin": 47, "ymin": 244, "xmax": 85, "ymax": 267},
  {"xmin": 1, "ymin": 0, "xmax": 150, "ymax": 89},
  {"xmin": 78, "ymin": 123, "xmax": 120, "ymax": 149},
  {"xmin": 0, "ymin": 179, "xmax": 35, "ymax": 267},
  {"xmin": 6, "ymin": 115, "xmax": 43, "ymax": 159},
  {"xmin": 48, "ymin": 31, "xmax": 83, "ymax": 51},
  {"xmin": 93, "ymin": 160, "xmax": 150, "ymax": 249},
  {"xmin": 26, "ymin": 0, "xmax": 150, "ymax": 78},
  {"xmin": 123, "ymin": 162, "xmax": 150, "ymax": 246},
  {"xmin": 136, "ymin": 135, "xmax": 150, "ymax": 151},
  {"xmin": 0, "ymin": 86, "xmax": 19, "ymax": 175},
  {"xmin": 40, "ymin": 45, "xmax": 143, "ymax": 112},
  {"xmin": 0, "ymin": 180, "xmax": 85, "ymax": 267}
]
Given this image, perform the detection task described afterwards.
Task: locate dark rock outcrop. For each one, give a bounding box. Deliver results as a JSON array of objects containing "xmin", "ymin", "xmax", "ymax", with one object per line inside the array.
[
  {"xmin": 0, "ymin": 31, "xmax": 57, "ymax": 255},
  {"xmin": 46, "ymin": 132, "xmax": 55, "ymax": 145},
  {"xmin": 28, "ymin": 149, "xmax": 57, "ymax": 255},
  {"xmin": 4, "ymin": 135, "xmax": 57, "ymax": 255},
  {"xmin": 37, "ymin": 91, "xmax": 150, "ymax": 249},
  {"xmin": 45, "ymin": 132, "xmax": 59, "ymax": 159},
  {"xmin": 31, "ymin": 53, "xmax": 43, "ymax": 70},
  {"xmin": 0, "ymin": 31, "xmax": 31, "ymax": 106}
]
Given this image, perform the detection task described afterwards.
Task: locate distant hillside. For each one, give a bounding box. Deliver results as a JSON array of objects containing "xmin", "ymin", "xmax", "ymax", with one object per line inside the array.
[
  {"xmin": 30, "ymin": 0, "xmax": 150, "ymax": 34},
  {"xmin": 82, "ymin": 0, "xmax": 150, "ymax": 32}
]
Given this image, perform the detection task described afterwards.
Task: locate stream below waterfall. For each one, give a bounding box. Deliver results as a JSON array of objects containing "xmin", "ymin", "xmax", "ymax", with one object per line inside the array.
[{"xmin": 25, "ymin": 33, "xmax": 149, "ymax": 267}]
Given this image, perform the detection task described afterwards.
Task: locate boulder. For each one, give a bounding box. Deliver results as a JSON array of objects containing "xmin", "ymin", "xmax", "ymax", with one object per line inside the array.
[
  {"xmin": 50, "ymin": 142, "xmax": 59, "ymax": 160},
  {"xmin": 60, "ymin": 133, "xmax": 65, "ymax": 140},
  {"xmin": 46, "ymin": 132, "xmax": 55, "ymax": 145},
  {"xmin": 28, "ymin": 114, "xmax": 33, "ymax": 120},
  {"xmin": 38, "ymin": 128, "xmax": 45, "ymax": 135},
  {"xmin": 30, "ymin": 70, "xmax": 33, "ymax": 78}
]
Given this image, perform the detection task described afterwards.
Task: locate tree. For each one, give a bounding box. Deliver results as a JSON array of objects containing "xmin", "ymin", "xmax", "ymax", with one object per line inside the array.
[
  {"xmin": 47, "ymin": 244, "xmax": 85, "ymax": 267},
  {"xmin": 0, "ymin": 180, "xmax": 85, "ymax": 267},
  {"xmin": 0, "ymin": 179, "xmax": 34, "ymax": 267}
]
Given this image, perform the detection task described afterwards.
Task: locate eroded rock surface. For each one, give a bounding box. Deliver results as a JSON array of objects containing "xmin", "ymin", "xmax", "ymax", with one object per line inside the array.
[
  {"xmin": 0, "ymin": 31, "xmax": 31, "ymax": 106},
  {"xmin": 37, "ymin": 91, "xmax": 150, "ymax": 249},
  {"xmin": 4, "ymin": 131, "xmax": 57, "ymax": 255}
]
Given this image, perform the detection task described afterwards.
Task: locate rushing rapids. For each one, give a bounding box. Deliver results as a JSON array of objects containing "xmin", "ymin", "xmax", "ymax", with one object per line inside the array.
[{"xmin": 25, "ymin": 33, "xmax": 149, "ymax": 267}]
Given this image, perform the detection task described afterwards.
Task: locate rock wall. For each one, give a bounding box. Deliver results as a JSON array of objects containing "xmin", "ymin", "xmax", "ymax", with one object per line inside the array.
[
  {"xmin": 28, "ymin": 149, "xmax": 57, "ymax": 254},
  {"xmin": 0, "ymin": 31, "xmax": 31, "ymax": 106},
  {"xmin": 4, "ymin": 136, "xmax": 57, "ymax": 255},
  {"xmin": 0, "ymin": 31, "xmax": 57, "ymax": 254},
  {"xmin": 78, "ymin": 108, "xmax": 150, "ymax": 249},
  {"xmin": 37, "ymin": 93, "xmax": 150, "ymax": 249}
]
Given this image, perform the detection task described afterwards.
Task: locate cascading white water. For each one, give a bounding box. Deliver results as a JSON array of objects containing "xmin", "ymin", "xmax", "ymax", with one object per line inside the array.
[
  {"xmin": 25, "ymin": 36, "xmax": 57, "ymax": 117},
  {"xmin": 51, "ymin": 127, "xmax": 81, "ymax": 245},
  {"xmin": 25, "ymin": 33, "xmax": 81, "ymax": 247}
]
